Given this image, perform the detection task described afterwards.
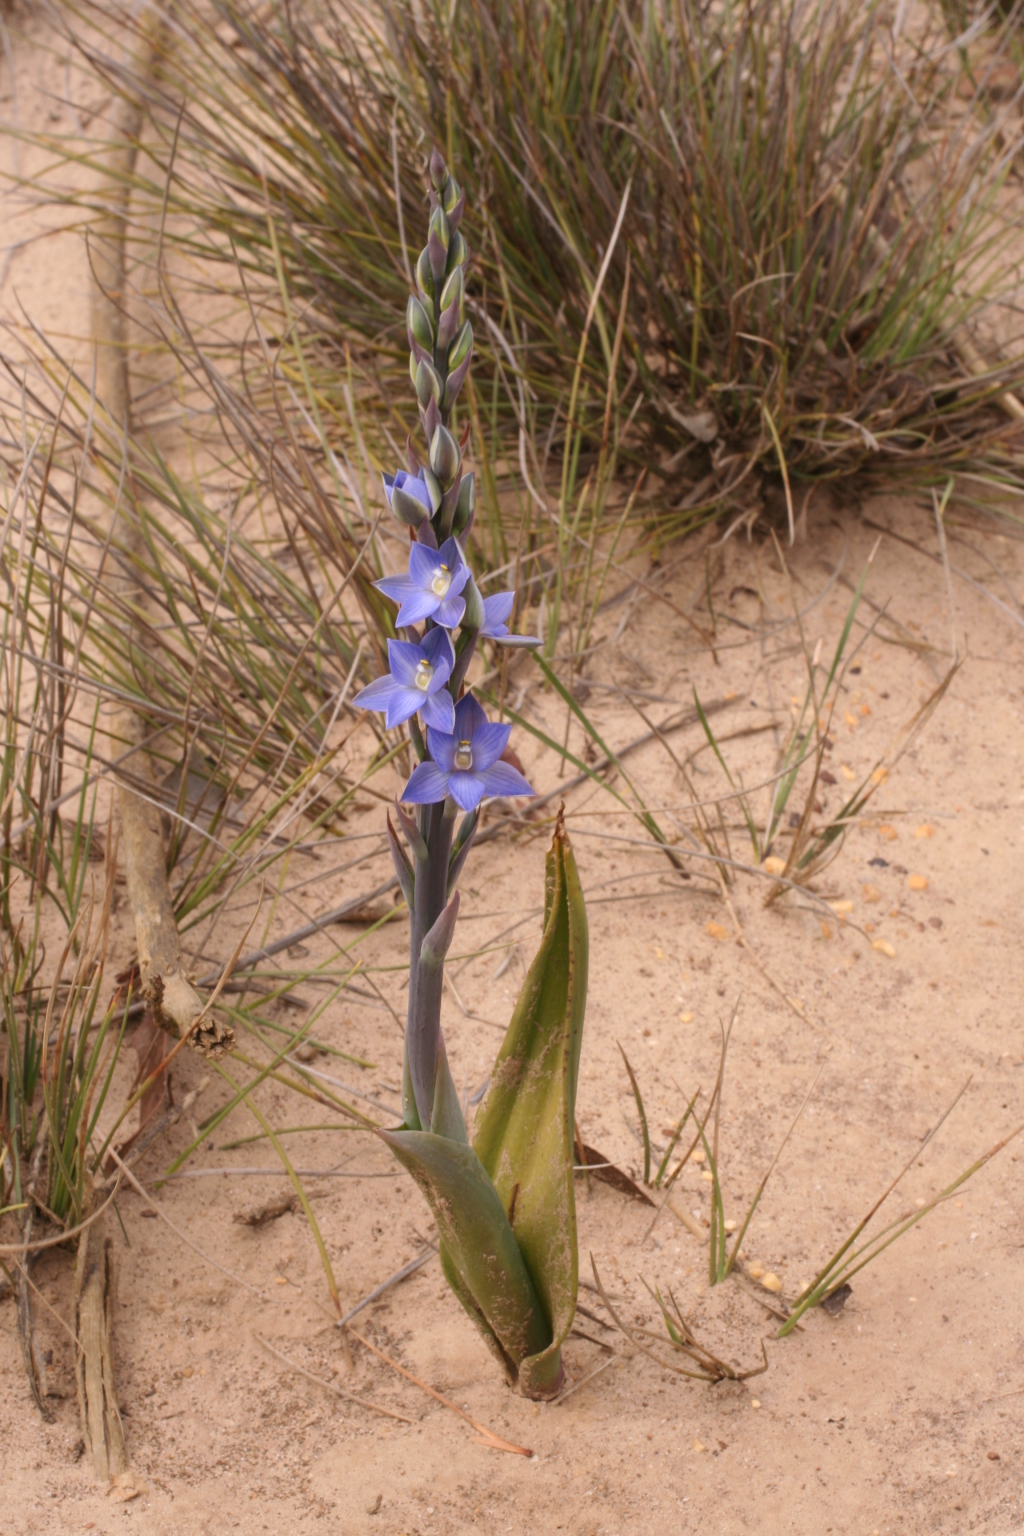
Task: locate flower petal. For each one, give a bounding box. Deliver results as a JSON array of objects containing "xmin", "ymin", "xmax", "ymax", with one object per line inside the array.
[
  {"xmin": 425, "ymin": 727, "xmax": 458, "ymax": 772},
  {"xmin": 480, "ymin": 591, "xmax": 514, "ymax": 637},
  {"xmin": 352, "ymin": 675, "xmax": 402, "ymax": 714},
  {"xmin": 420, "ymin": 691, "xmax": 456, "ymax": 733},
  {"xmin": 383, "ymin": 688, "xmax": 423, "ymax": 730},
  {"xmin": 375, "ymin": 573, "xmax": 419, "ymax": 606},
  {"xmin": 409, "ymin": 541, "xmax": 441, "ymax": 587},
  {"xmin": 401, "ymin": 761, "xmax": 450, "ymax": 805},
  {"xmin": 395, "ymin": 590, "xmax": 441, "ymax": 627},
  {"xmin": 446, "ymin": 562, "xmax": 471, "ymax": 600},
  {"xmin": 433, "ymin": 594, "xmax": 466, "ymax": 629},
  {"xmin": 478, "ymin": 761, "xmax": 536, "ymax": 799},
  {"xmin": 421, "ymin": 626, "xmax": 455, "ymax": 684},
  {"xmin": 387, "ymin": 638, "xmax": 426, "ymax": 688},
  {"xmin": 468, "ymin": 721, "xmax": 511, "ymax": 771},
  {"xmin": 447, "ymin": 771, "xmax": 486, "ymax": 812},
  {"xmin": 454, "ymin": 693, "xmax": 488, "ymax": 739},
  {"xmin": 437, "ymin": 536, "xmax": 464, "ymax": 569}
]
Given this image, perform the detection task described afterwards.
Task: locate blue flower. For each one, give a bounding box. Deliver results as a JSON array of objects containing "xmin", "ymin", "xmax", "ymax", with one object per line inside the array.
[
  {"xmin": 478, "ymin": 590, "xmax": 541, "ymax": 647},
  {"xmin": 352, "ymin": 628, "xmax": 456, "ymax": 732},
  {"xmin": 382, "ymin": 469, "xmax": 436, "ymax": 527},
  {"xmin": 401, "ymin": 694, "xmax": 535, "ymax": 812},
  {"xmin": 375, "ymin": 536, "xmax": 470, "ymax": 629}
]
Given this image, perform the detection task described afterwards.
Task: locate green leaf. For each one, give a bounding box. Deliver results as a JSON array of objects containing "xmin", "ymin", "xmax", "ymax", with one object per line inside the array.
[
  {"xmin": 472, "ymin": 808, "xmax": 589, "ymax": 1398},
  {"xmin": 378, "ymin": 1128, "xmax": 551, "ymax": 1376}
]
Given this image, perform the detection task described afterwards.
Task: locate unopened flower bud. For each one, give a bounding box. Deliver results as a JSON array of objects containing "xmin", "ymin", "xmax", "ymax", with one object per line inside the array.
[
  {"xmin": 416, "ymin": 247, "xmax": 435, "ymax": 301},
  {"xmin": 448, "ymin": 320, "xmax": 473, "ymax": 372},
  {"xmin": 429, "ymin": 424, "xmax": 461, "ymax": 485},
  {"xmin": 442, "ymin": 176, "xmax": 462, "ymax": 215},
  {"xmin": 438, "ymin": 266, "xmax": 464, "ymax": 320},
  {"xmin": 415, "ymin": 358, "xmax": 443, "ymax": 408},
  {"xmin": 407, "ymin": 295, "xmax": 434, "ymax": 351},
  {"xmin": 447, "ymin": 230, "xmax": 468, "ymax": 274},
  {"xmin": 429, "ymin": 205, "xmax": 451, "ymax": 253},
  {"xmin": 429, "ymin": 147, "xmax": 448, "ymax": 190},
  {"xmin": 452, "ymin": 471, "xmax": 476, "ymax": 536}
]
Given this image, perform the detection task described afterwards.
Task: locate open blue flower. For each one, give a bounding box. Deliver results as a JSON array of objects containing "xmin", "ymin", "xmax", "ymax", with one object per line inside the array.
[
  {"xmin": 401, "ymin": 694, "xmax": 535, "ymax": 812},
  {"xmin": 375, "ymin": 536, "xmax": 470, "ymax": 629},
  {"xmin": 352, "ymin": 628, "xmax": 456, "ymax": 732},
  {"xmin": 479, "ymin": 590, "xmax": 542, "ymax": 647}
]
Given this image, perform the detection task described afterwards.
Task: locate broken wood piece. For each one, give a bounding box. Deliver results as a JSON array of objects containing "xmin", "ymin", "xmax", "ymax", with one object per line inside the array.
[{"xmin": 74, "ymin": 1186, "xmax": 128, "ymax": 1480}]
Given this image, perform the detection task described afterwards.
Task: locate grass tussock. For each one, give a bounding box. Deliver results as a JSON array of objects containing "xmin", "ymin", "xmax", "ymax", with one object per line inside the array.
[{"xmin": 47, "ymin": 0, "xmax": 1024, "ymax": 540}]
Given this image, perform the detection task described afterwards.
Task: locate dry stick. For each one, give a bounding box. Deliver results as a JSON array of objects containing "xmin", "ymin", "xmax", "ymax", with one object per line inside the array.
[
  {"xmin": 254, "ymin": 1332, "xmax": 413, "ymax": 1425},
  {"xmin": 74, "ymin": 1180, "xmax": 127, "ymax": 1479},
  {"xmin": 89, "ymin": 17, "xmax": 226, "ymax": 1059},
  {"xmin": 345, "ymin": 1326, "xmax": 532, "ymax": 1457}
]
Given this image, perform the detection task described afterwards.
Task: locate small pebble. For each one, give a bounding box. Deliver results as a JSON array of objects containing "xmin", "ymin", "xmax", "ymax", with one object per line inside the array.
[
  {"xmin": 844, "ymin": 711, "xmax": 858, "ymax": 728},
  {"xmin": 692, "ymin": 1440, "xmax": 706, "ymax": 1453},
  {"xmin": 763, "ymin": 855, "xmax": 787, "ymax": 876},
  {"xmin": 701, "ymin": 1170, "xmax": 714, "ymax": 1183},
  {"xmin": 988, "ymin": 1451, "xmax": 1000, "ymax": 1461},
  {"xmin": 692, "ymin": 1148, "xmax": 706, "ymax": 1164},
  {"xmin": 862, "ymin": 883, "xmax": 882, "ymax": 903},
  {"xmin": 819, "ymin": 921, "xmax": 833, "ymax": 940},
  {"xmin": 908, "ymin": 874, "xmax": 928, "ymax": 891},
  {"xmin": 750, "ymin": 1399, "xmax": 762, "ymax": 1410},
  {"xmin": 724, "ymin": 1220, "xmax": 737, "ymax": 1233},
  {"xmin": 705, "ymin": 921, "xmax": 729, "ymax": 941},
  {"xmin": 680, "ymin": 1011, "xmax": 694, "ymax": 1023},
  {"xmin": 879, "ymin": 824, "xmax": 899, "ymax": 840},
  {"xmin": 747, "ymin": 1261, "xmax": 765, "ymax": 1280},
  {"xmin": 761, "ymin": 1273, "xmax": 782, "ymax": 1294},
  {"xmin": 829, "ymin": 900, "xmax": 854, "ymax": 914},
  {"xmin": 181, "ymin": 1366, "xmax": 194, "ymax": 1379},
  {"xmin": 274, "ymin": 1276, "xmax": 289, "ymax": 1286},
  {"xmin": 914, "ymin": 823, "xmax": 936, "ymax": 839},
  {"xmin": 872, "ymin": 938, "xmax": 896, "ymax": 958},
  {"xmin": 840, "ymin": 765, "xmax": 856, "ymax": 781}
]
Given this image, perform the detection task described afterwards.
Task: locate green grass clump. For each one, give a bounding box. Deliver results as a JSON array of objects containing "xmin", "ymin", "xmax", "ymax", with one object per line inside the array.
[{"xmin": 55, "ymin": 0, "xmax": 1024, "ymax": 535}]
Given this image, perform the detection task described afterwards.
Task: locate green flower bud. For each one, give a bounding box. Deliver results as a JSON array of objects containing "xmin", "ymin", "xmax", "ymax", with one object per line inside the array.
[
  {"xmin": 407, "ymin": 295, "xmax": 434, "ymax": 350},
  {"xmin": 442, "ymin": 176, "xmax": 462, "ymax": 215},
  {"xmin": 447, "ymin": 230, "xmax": 468, "ymax": 272},
  {"xmin": 416, "ymin": 247, "xmax": 435, "ymax": 301},
  {"xmin": 438, "ymin": 265, "xmax": 464, "ymax": 321},
  {"xmin": 429, "ymin": 147, "xmax": 448, "ymax": 190},
  {"xmin": 429, "ymin": 205, "xmax": 451, "ymax": 253},
  {"xmin": 452, "ymin": 472, "xmax": 476, "ymax": 536},
  {"xmin": 415, "ymin": 358, "xmax": 443, "ymax": 408},
  {"xmin": 448, "ymin": 320, "xmax": 473, "ymax": 372},
  {"xmin": 429, "ymin": 424, "xmax": 461, "ymax": 486}
]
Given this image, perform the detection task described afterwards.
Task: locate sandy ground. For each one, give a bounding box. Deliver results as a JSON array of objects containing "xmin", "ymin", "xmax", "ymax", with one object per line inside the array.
[{"xmin": 3, "ymin": 7, "xmax": 1024, "ymax": 1536}]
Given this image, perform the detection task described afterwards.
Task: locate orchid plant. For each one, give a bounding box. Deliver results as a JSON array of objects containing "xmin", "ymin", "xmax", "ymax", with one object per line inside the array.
[{"xmin": 352, "ymin": 152, "xmax": 588, "ymax": 1400}]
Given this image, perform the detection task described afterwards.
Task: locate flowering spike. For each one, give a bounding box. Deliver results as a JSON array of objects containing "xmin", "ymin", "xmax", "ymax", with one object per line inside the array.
[{"xmin": 370, "ymin": 148, "xmax": 589, "ymax": 1400}]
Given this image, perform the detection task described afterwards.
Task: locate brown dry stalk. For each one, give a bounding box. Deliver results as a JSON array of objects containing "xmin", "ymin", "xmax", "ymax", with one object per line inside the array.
[
  {"xmin": 74, "ymin": 1183, "xmax": 128, "ymax": 1479},
  {"xmin": 89, "ymin": 12, "xmax": 228, "ymax": 1058}
]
